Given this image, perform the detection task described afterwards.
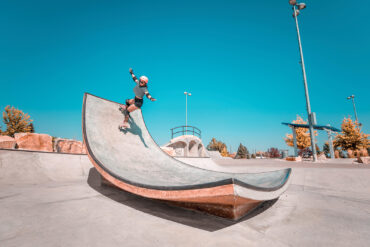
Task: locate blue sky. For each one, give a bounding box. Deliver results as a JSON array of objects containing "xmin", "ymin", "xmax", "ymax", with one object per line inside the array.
[{"xmin": 1, "ymin": 0, "xmax": 369, "ymax": 154}]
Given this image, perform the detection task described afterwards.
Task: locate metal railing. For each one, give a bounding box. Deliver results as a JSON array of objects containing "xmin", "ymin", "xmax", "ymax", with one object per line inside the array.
[{"xmin": 170, "ymin": 126, "xmax": 201, "ymax": 139}]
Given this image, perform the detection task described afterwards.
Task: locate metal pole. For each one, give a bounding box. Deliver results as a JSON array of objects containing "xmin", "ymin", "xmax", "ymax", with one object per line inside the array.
[
  {"xmin": 351, "ymin": 97, "xmax": 358, "ymax": 123},
  {"xmin": 327, "ymin": 129, "xmax": 335, "ymax": 159},
  {"xmin": 292, "ymin": 127, "xmax": 298, "ymax": 157},
  {"xmin": 293, "ymin": 5, "xmax": 317, "ymax": 162},
  {"xmin": 185, "ymin": 93, "xmax": 187, "ymax": 134}
]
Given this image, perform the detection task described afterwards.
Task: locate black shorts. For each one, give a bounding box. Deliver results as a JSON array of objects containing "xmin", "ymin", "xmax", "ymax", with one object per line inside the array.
[{"xmin": 134, "ymin": 97, "xmax": 143, "ymax": 108}]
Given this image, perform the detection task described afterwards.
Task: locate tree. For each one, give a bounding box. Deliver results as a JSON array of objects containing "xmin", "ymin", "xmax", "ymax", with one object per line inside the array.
[
  {"xmin": 334, "ymin": 117, "xmax": 369, "ymax": 151},
  {"xmin": 220, "ymin": 146, "xmax": 229, "ymax": 157},
  {"xmin": 284, "ymin": 115, "xmax": 317, "ymax": 150},
  {"xmin": 235, "ymin": 143, "xmax": 248, "ymax": 159},
  {"xmin": 323, "ymin": 142, "xmax": 330, "ymax": 157},
  {"xmin": 2, "ymin": 106, "xmax": 33, "ymax": 137},
  {"xmin": 267, "ymin": 147, "xmax": 280, "ymax": 158},
  {"xmin": 29, "ymin": 123, "xmax": 35, "ymax": 133},
  {"xmin": 207, "ymin": 138, "xmax": 229, "ymax": 157}
]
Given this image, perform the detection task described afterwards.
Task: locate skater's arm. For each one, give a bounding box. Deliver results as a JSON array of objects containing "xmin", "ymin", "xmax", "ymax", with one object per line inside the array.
[
  {"xmin": 129, "ymin": 68, "xmax": 139, "ymax": 83},
  {"xmin": 145, "ymin": 92, "xmax": 156, "ymax": 101}
]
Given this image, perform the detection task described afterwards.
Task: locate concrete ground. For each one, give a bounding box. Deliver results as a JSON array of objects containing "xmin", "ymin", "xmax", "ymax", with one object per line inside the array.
[{"xmin": 1, "ymin": 149, "xmax": 370, "ymax": 247}]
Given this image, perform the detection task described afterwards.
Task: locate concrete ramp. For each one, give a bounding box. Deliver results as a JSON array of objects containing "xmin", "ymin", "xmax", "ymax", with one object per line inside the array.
[{"xmin": 82, "ymin": 93, "xmax": 292, "ymax": 219}]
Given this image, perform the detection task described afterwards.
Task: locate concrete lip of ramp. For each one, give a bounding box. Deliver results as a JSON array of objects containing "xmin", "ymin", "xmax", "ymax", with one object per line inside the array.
[{"xmin": 82, "ymin": 93, "xmax": 292, "ymax": 220}]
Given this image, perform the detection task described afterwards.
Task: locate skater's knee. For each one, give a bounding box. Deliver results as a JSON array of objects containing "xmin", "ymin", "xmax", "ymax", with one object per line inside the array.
[{"xmin": 125, "ymin": 99, "xmax": 130, "ymax": 106}]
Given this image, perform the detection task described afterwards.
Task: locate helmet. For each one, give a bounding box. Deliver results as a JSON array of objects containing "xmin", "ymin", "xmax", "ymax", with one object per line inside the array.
[{"xmin": 139, "ymin": 76, "xmax": 149, "ymax": 84}]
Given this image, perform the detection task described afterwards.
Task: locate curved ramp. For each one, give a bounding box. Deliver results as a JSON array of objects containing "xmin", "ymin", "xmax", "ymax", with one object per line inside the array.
[{"xmin": 82, "ymin": 93, "xmax": 291, "ymax": 219}]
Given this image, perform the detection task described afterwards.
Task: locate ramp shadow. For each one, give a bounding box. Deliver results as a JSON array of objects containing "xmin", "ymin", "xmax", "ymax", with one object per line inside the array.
[
  {"xmin": 87, "ymin": 168, "xmax": 277, "ymax": 232},
  {"xmin": 119, "ymin": 110, "xmax": 148, "ymax": 148}
]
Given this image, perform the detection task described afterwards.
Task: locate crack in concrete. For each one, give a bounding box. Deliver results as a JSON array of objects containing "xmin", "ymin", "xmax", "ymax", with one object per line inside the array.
[
  {"xmin": 36, "ymin": 194, "xmax": 107, "ymax": 205},
  {"xmin": 0, "ymin": 193, "xmax": 21, "ymax": 200}
]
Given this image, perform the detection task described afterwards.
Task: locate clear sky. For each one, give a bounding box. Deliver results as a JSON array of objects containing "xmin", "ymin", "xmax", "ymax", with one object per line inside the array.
[{"xmin": 1, "ymin": 0, "xmax": 369, "ymax": 154}]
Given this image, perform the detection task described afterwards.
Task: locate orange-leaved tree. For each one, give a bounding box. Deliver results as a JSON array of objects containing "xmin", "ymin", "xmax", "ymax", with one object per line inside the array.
[
  {"xmin": 284, "ymin": 115, "xmax": 317, "ymax": 150},
  {"xmin": 334, "ymin": 117, "xmax": 369, "ymax": 152},
  {"xmin": 2, "ymin": 106, "xmax": 33, "ymax": 137},
  {"xmin": 207, "ymin": 138, "xmax": 229, "ymax": 157}
]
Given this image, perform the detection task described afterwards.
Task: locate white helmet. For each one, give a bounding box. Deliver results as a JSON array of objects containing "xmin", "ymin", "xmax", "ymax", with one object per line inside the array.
[{"xmin": 140, "ymin": 76, "xmax": 149, "ymax": 84}]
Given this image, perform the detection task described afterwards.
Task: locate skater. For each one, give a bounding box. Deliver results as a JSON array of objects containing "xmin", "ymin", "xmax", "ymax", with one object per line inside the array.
[{"xmin": 119, "ymin": 68, "xmax": 156, "ymax": 129}]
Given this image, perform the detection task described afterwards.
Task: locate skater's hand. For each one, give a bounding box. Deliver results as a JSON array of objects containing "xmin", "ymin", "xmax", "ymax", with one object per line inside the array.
[
  {"xmin": 151, "ymin": 98, "xmax": 157, "ymax": 102},
  {"xmin": 129, "ymin": 68, "xmax": 133, "ymax": 74}
]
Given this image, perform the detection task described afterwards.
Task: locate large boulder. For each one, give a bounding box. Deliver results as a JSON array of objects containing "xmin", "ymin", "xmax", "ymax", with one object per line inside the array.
[
  {"xmin": 14, "ymin": 133, "xmax": 53, "ymax": 152},
  {"xmin": 0, "ymin": 135, "xmax": 16, "ymax": 149},
  {"xmin": 54, "ymin": 138, "xmax": 87, "ymax": 154}
]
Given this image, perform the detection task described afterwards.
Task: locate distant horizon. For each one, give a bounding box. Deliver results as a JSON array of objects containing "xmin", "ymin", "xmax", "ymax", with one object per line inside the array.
[{"xmin": 1, "ymin": 0, "xmax": 369, "ymax": 155}]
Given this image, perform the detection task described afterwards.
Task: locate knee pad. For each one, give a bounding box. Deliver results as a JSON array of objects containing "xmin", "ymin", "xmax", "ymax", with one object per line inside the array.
[
  {"xmin": 125, "ymin": 99, "xmax": 130, "ymax": 106},
  {"xmin": 124, "ymin": 109, "xmax": 130, "ymax": 116}
]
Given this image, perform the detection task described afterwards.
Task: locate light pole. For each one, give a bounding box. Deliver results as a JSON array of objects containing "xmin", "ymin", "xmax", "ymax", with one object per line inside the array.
[
  {"xmin": 347, "ymin": 95, "xmax": 359, "ymax": 123},
  {"xmin": 289, "ymin": 0, "xmax": 317, "ymax": 162},
  {"xmin": 184, "ymin": 91, "xmax": 191, "ymax": 134}
]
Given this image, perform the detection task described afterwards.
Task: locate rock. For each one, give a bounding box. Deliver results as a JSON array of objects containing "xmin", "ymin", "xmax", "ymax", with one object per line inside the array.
[
  {"xmin": 358, "ymin": 156, "xmax": 370, "ymax": 165},
  {"xmin": 0, "ymin": 135, "xmax": 16, "ymax": 149},
  {"xmin": 54, "ymin": 139, "xmax": 87, "ymax": 154},
  {"xmin": 14, "ymin": 133, "xmax": 53, "ymax": 152}
]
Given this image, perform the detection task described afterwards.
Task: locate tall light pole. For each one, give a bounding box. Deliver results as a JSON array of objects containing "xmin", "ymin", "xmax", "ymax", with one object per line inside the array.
[
  {"xmin": 289, "ymin": 0, "xmax": 317, "ymax": 162},
  {"xmin": 347, "ymin": 95, "xmax": 359, "ymax": 123},
  {"xmin": 184, "ymin": 91, "xmax": 191, "ymax": 134}
]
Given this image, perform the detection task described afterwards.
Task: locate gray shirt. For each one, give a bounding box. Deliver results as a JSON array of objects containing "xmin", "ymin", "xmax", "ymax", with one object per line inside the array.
[{"xmin": 133, "ymin": 82, "xmax": 148, "ymax": 98}]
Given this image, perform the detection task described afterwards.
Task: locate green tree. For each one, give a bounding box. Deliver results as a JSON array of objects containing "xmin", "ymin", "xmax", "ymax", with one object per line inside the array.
[
  {"xmin": 334, "ymin": 117, "xmax": 369, "ymax": 151},
  {"xmin": 2, "ymin": 106, "xmax": 33, "ymax": 137},
  {"xmin": 29, "ymin": 123, "xmax": 35, "ymax": 133},
  {"xmin": 323, "ymin": 142, "xmax": 330, "ymax": 157},
  {"xmin": 235, "ymin": 143, "xmax": 248, "ymax": 159}
]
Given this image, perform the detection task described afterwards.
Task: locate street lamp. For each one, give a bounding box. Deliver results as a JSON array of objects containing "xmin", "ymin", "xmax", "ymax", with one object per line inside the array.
[
  {"xmin": 347, "ymin": 95, "xmax": 359, "ymax": 123},
  {"xmin": 289, "ymin": 1, "xmax": 317, "ymax": 162},
  {"xmin": 184, "ymin": 91, "xmax": 192, "ymax": 134}
]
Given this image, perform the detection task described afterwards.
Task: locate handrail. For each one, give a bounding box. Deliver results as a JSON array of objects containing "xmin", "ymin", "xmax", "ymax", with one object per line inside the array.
[{"xmin": 170, "ymin": 126, "xmax": 201, "ymax": 139}]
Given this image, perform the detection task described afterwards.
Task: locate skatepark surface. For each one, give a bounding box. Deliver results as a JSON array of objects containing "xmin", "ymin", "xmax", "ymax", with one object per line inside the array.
[{"xmin": 1, "ymin": 149, "xmax": 370, "ymax": 247}]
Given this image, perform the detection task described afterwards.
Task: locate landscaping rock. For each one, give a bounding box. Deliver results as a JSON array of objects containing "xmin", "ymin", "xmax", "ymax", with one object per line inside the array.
[
  {"xmin": 358, "ymin": 156, "xmax": 370, "ymax": 165},
  {"xmin": 14, "ymin": 133, "xmax": 53, "ymax": 152},
  {"xmin": 0, "ymin": 135, "xmax": 16, "ymax": 149},
  {"xmin": 54, "ymin": 139, "xmax": 87, "ymax": 154}
]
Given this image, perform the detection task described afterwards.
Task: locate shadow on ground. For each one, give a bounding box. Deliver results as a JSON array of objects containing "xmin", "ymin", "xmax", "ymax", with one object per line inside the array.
[{"xmin": 87, "ymin": 168, "xmax": 276, "ymax": 232}]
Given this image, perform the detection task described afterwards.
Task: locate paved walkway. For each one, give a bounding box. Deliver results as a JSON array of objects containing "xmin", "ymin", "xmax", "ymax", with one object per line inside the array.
[{"xmin": 1, "ymin": 150, "xmax": 370, "ymax": 247}]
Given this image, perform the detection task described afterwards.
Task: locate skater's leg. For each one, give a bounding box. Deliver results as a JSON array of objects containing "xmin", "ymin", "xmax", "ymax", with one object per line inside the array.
[
  {"xmin": 124, "ymin": 104, "xmax": 138, "ymax": 122},
  {"xmin": 120, "ymin": 99, "xmax": 134, "ymax": 110}
]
